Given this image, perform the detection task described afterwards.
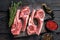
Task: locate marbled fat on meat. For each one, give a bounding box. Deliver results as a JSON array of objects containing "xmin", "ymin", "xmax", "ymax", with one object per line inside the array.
[
  {"xmin": 11, "ymin": 10, "xmax": 22, "ymax": 35},
  {"xmin": 27, "ymin": 9, "xmax": 45, "ymax": 35},
  {"xmin": 20, "ymin": 6, "xmax": 31, "ymax": 31},
  {"xmin": 34, "ymin": 9, "xmax": 45, "ymax": 35},
  {"xmin": 27, "ymin": 9, "xmax": 37, "ymax": 35}
]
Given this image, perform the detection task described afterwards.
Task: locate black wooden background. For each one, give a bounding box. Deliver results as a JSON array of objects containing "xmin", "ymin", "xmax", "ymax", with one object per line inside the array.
[{"xmin": 0, "ymin": 0, "xmax": 60, "ymax": 40}]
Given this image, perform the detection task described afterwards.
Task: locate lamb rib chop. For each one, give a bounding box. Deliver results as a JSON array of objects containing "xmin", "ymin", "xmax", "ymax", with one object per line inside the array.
[
  {"xmin": 19, "ymin": 6, "xmax": 31, "ymax": 31},
  {"xmin": 27, "ymin": 9, "xmax": 37, "ymax": 35},
  {"xmin": 34, "ymin": 9, "xmax": 45, "ymax": 35},
  {"xmin": 11, "ymin": 9, "xmax": 22, "ymax": 35}
]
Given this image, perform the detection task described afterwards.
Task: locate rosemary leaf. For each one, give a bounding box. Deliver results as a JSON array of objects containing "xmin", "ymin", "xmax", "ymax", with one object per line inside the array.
[{"xmin": 9, "ymin": 1, "xmax": 22, "ymax": 27}]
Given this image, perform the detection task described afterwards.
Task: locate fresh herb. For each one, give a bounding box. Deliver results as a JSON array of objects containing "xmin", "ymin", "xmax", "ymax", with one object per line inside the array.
[{"xmin": 9, "ymin": 1, "xmax": 22, "ymax": 27}]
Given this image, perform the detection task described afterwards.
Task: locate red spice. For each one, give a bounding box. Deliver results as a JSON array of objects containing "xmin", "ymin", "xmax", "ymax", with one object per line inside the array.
[{"xmin": 46, "ymin": 20, "xmax": 58, "ymax": 31}]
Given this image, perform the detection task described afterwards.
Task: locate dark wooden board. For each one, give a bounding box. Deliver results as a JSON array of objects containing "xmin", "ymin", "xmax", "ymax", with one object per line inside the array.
[{"xmin": 0, "ymin": 0, "xmax": 60, "ymax": 40}]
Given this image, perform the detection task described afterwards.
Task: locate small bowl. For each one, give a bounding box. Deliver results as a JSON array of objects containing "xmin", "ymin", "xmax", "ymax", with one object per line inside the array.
[
  {"xmin": 41, "ymin": 33, "xmax": 54, "ymax": 40},
  {"xmin": 45, "ymin": 20, "xmax": 58, "ymax": 32}
]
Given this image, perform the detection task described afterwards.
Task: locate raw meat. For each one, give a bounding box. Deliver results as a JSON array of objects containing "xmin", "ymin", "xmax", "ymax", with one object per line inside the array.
[
  {"xmin": 34, "ymin": 9, "xmax": 45, "ymax": 35},
  {"xmin": 11, "ymin": 9, "xmax": 22, "ymax": 35},
  {"xmin": 11, "ymin": 7, "xmax": 45, "ymax": 36},
  {"xmin": 19, "ymin": 6, "xmax": 31, "ymax": 31},
  {"xmin": 27, "ymin": 9, "xmax": 45, "ymax": 35},
  {"xmin": 27, "ymin": 9, "xmax": 37, "ymax": 35}
]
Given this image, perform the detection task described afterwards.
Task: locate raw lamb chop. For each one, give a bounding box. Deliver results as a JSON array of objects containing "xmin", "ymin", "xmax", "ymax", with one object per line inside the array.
[
  {"xmin": 19, "ymin": 6, "xmax": 30, "ymax": 31},
  {"xmin": 34, "ymin": 9, "xmax": 45, "ymax": 35},
  {"xmin": 27, "ymin": 9, "xmax": 37, "ymax": 35},
  {"xmin": 11, "ymin": 9, "xmax": 22, "ymax": 35}
]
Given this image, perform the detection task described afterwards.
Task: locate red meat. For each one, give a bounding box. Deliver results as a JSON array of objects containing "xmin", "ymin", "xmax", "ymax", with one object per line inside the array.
[
  {"xmin": 19, "ymin": 6, "xmax": 31, "ymax": 31},
  {"xmin": 11, "ymin": 9, "xmax": 22, "ymax": 35},
  {"xmin": 34, "ymin": 9, "xmax": 45, "ymax": 35},
  {"xmin": 11, "ymin": 7, "xmax": 45, "ymax": 36},
  {"xmin": 27, "ymin": 9, "xmax": 37, "ymax": 35}
]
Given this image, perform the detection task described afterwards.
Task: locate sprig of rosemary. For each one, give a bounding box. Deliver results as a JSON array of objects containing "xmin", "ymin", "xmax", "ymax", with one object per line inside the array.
[{"xmin": 9, "ymin": 1, "xmax": 22, "ymax": 27}]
